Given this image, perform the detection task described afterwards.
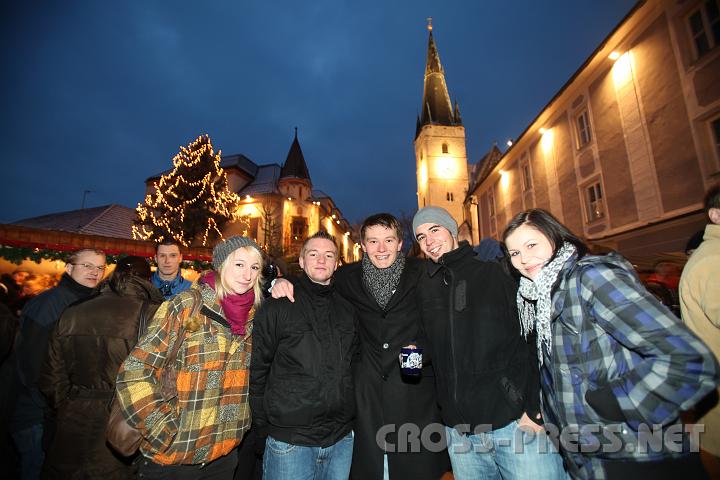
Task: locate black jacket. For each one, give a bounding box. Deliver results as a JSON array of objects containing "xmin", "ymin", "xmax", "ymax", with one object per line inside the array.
[
  {"xmin": 417, "ymin": 242, "xmax": 541, "ymax": 431},
  {"xmin": 39, "ymin": 274, "xmax": 163, "ymax": 478},
  {"xmin": 250, "ymin": 274, "xmax": 358, "ymax": 447},
  {"xmin": 335, "ymin": 258, "xmax": 449, "ymax": 480},
  {"xmin": 11, "ymin": 273, "xmax": 95, "ymax": 432}
]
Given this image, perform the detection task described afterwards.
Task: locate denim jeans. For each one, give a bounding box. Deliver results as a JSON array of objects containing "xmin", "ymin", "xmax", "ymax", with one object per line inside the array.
[
  {"xmin": 11, "ymin": 424, "xmax": 44, "ymax": 480},
  {"xmin": 263, "ymin": 432, "xmax": 354, "ymax": 480},
  {"xmin": 445, "ymin": 421, "xmax": 567, "ymax": 480}
]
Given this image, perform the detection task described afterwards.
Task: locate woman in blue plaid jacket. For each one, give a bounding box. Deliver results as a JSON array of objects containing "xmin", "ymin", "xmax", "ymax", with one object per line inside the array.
[{"xmin": 502, "ymin": 208, "xmax": 717, "ymax": 480}]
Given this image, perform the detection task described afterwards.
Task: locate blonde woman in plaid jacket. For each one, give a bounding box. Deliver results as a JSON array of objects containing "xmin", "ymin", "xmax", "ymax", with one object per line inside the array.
[{"xmin": 116, "ymin": 236, "xmax": 264, "ymax": 479}]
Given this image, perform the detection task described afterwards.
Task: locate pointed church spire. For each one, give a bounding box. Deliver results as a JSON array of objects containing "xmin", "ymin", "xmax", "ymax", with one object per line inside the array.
[
  {"xmin": 280, "ymin": 127, "xmax": 311, "ymax": 182},
  {"xmin": 418, "ymin": 20, "xmax": 461, "ymax": 136}
]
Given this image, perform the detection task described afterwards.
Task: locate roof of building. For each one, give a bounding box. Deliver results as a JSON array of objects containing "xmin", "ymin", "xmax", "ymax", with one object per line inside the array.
[
  {"xmin": 280, "ymin": 128, "xmax": 312, "ymax": 182},
  {"xmin": 468, "ymin": 145, "xmax": 504, "ymax": 195},
  {"xmin": 12, "ymin": 204, "xmax": 137, "ymax": 239},
  {"xmin": 237, "ymin": 164, "xmax": 282, "ymax": 196},
  {"xmin": 221, "ymin": 153, "xmax": 259, "ymax": 177},
  {"xmin": 417, "ymin": 28, "xmax": 462, "ymax": 136}
]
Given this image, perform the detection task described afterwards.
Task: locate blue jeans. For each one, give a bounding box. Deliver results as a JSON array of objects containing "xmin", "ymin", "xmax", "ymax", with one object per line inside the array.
[
  {"xmin": 11, "ymin": 424, "xmax": 44, "ymax": 480},
  {"xmin": 445, "ymin": 421, "xmax": 567, "ymax": 480},
  {"xmin": 263, "ymin": 432, "xmax": 354, "ymax": 480}
]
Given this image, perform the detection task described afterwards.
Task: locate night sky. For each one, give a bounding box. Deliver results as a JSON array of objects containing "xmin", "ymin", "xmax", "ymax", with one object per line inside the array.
[{"xmin": 0, "ymin": 1, "xmax": 635, "ymax": 225}]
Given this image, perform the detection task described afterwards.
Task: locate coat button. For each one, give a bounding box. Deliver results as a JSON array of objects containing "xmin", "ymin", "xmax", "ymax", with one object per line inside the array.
[
  {"xmin": 382, "ymin": 374, "xmax": 388, "ymax": 381},
  {"xmin": 382, "ymin": 343, "xmax": 389, "ymax": 349}
]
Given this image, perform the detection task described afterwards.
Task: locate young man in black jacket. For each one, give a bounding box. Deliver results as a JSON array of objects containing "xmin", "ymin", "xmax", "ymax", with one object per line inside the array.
[
  {"xmin": 412, "ymin": 206, "xmax": 565, "ymax": 480},
  {"xmin": 250, "ymin": 232, "xmax": 358, "ymax": 480}
]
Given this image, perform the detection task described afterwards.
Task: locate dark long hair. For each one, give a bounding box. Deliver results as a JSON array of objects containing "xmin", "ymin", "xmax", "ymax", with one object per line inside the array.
[{"xmin": 501, "ymin": 209, "xmax": 588, "ymax": 277}]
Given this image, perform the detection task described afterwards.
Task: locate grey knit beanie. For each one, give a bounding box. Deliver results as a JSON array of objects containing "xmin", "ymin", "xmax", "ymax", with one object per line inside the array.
[
  {"xmin": 412, "ymin": 206, "xmax": 458, "ymax": 241},
  {"xmin": 212, "ymin": 236, "xmax": 262, "ymax": 270}
]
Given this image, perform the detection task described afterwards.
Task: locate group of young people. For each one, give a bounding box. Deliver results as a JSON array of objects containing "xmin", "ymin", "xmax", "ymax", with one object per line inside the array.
[{"xmin": 9, "ymin": 194, "xmax": 719, "ymax": 480}]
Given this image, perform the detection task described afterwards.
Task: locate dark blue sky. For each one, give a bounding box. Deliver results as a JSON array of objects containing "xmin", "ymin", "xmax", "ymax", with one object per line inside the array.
[{"xmin": 0, "ymin": 1, "xmax": 634, "ymax": 225}]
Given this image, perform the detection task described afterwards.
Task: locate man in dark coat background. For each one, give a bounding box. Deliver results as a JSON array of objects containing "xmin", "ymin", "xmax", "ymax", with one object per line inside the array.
[
  {"xmin": 272, "ymin": 213, "xmax": 449, "ymax": 479},
  {"xmin": 38, "ymin": 256, "xmax": 163, "ymax": 479},
  {"xmin": 10, "ymin": 248, "xmax": 106, "ymax": 480}
]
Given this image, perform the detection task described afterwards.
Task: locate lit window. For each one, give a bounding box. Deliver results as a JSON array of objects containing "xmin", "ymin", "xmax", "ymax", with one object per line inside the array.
[
  {"xmin": 688, "ymin": 0, "xmax": 720, "ymax": 58},
  {"xmin": 585, "ymin": 182, "xmax": 605, "ymax": 222},
  {"xmin": 442, "ymin": 143, "xmax": 449, "ymax": 154},
  {"xmin": 575, "ymin": 110, "xmax": 592, "ymax": 148},
  {"xmin": 521, "ymin": 163, "xmax": 532, "ymax": 192}
]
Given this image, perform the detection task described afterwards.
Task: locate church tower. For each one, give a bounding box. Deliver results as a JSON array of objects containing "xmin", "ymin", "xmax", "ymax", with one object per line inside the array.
[{"xmin": 414, "ymin": 20, "xmax": 468, "ymax": 227}]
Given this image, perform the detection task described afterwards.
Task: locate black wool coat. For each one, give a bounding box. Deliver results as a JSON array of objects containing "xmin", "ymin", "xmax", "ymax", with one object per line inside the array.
[
  {"xmin": 336, "ymin": 257, "xmax": 449, "ymax": 480},
  {"xmin": 39, "ymin": 274, "xmax": 163, "ymax": 479}
]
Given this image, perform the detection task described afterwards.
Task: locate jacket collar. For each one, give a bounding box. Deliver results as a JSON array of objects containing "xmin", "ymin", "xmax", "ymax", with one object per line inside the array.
[{"xmin": 427, "ymin": 241, "xmax": 474, "ymax": 277}]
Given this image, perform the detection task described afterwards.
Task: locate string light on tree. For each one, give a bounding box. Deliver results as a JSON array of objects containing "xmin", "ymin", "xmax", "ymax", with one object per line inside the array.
[{"xmin": 133, "ymin": 134, "xmax": 250, "ymax": 247}]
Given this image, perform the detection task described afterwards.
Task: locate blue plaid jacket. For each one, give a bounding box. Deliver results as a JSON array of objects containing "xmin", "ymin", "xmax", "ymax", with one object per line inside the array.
[{"xmin": 540, "ymin": 253, "xmax": 717, "ymax": 479}]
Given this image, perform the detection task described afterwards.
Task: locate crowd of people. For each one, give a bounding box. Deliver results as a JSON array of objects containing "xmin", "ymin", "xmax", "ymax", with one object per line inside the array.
[{"xmin": 0, "ymin": 184, "xmax": 718, "ymax": 480}]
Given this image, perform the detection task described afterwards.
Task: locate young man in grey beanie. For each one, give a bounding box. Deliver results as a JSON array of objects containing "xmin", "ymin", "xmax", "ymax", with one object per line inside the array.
[{"xmin": 413, "ymin": 206, "xmax": 565, "ymax": 479}]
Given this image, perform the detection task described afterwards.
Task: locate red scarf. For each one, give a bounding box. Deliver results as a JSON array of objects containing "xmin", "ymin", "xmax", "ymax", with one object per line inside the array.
[{"xmin": 200, "ymin": 271, "xmax": 254, "ymax": 335}]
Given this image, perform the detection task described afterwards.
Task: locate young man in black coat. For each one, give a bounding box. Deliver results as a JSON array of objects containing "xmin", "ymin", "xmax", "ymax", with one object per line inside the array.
[
  {"xmin": 250, "ymin": 232, "xmax": 358, "ymax": 480},
  {"xmin": 413, "ymin": 206, "xmax": 564, "ymax": 480},
  {"xmin": 271, "ymin": 214, "xmax": 450, "ymax": 479}
]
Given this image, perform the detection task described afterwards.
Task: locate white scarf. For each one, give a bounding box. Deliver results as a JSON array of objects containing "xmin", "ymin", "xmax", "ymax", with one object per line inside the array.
[{"xmin": 516, "ymin": 242, "xmax": 576, "ymax": 364}]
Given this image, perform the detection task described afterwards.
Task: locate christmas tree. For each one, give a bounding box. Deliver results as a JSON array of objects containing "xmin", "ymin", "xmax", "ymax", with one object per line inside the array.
[{"xmin": 133, "ymin": 134, "xmax": 247, "ymax": 247}]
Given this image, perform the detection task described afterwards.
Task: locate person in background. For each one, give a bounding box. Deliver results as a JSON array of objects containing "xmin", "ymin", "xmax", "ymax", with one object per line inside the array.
[
  {"xmin": 251, "ymin": 231, "xmax": 358, "ymax": 480},
  {"xmin": 503, "ymin": 208, "xmax": 718, "ymax": 479},
  {"xmin": 11, "ymin": 249, "xmax": 106, "ymax": 480},
  {"xmin": 116, "ymin": 236, "xmax": 264, "ymax": 479},
  {"xmin": 680, "ymin": 184, "xmax": 720, "ymax": 474},
  {"xmin": 413, "ymin": 206, "xmax": 564, "ymax": 480},
  {"xmin": 39, "ymin": 256, "xmax": 162, "ymax": 479},
  {"xmin": 152, "ymin": 240, "xmax": 191, "ymax": 300}
]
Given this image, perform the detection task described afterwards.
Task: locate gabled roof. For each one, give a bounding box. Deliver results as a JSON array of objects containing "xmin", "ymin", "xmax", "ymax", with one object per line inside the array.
[
  {"xmin": 12, "ymin": 204, "xmax": 137, "ymax": 239},
  {"xmin": 221, "ymin": 153, "xmax": 259, "ymax": 177},
  {"xmin": 467, "ymin": 145, "xmax": 504, "ymax": 196},
  {"xmin": 417, "ymin": 27, "xmax": 462, "ymax": 137},
  {"xmin": 237, "ymin": 164, "xmax": 282, "ymax": 196},
  {"xmin": 280, "ymin": 129, "xmax": 311, "ymax": 182}
]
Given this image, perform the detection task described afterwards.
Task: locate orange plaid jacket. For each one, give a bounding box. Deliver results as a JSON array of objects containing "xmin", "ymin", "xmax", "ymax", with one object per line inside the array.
[{"xmin": 116, "ymin": 283, "xmax": 253, "ymax": 465}]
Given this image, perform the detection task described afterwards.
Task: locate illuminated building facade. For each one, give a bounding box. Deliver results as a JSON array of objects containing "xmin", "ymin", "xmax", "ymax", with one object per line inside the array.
[
  {"xmin": 414, "ymin": 20, "xmax": 469, "ymax": 231},
  {"xmin": 460, "ymin": 0, "xmax": 720, "ymax": 260},
  {"xmin": 147, "ymin": 131, "xmax": 358, "ymax": 262}
]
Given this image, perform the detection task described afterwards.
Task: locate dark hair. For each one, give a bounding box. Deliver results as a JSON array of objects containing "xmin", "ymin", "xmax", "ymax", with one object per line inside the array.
[
  {"xmin": 704, "ymin": 184, "xmax": 720, "ymax": 213},
  {"xmin": 502, "ymin": 209, "xmax": 588, "ymax": 260},
  {"xmin": 360, "ymin": 213, "xmax": 403, "ymax": 243},
  {"xmin": 300, "ymin": 231, "xmax": 338, "ymax": 256},
  {"xmin": 114, "ymin": 255, "xmax": 152, "ymax": 280},
  {"xmin": 155, "ymin": 239, "xmax": 182, "ymax": 253}
]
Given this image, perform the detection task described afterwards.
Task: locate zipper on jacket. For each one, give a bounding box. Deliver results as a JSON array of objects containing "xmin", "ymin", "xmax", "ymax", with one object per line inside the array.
[{"xmin": 440, "ymin": 257, "xmax": 461, "ymax": 416}]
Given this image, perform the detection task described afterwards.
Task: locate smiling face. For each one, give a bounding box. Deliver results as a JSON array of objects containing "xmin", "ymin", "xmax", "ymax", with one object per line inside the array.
[
  {"xmin": 220, "ymin": 247, "xmax": 261, "ymax": 295},
  {"xmin": 504, "ymin": 223, "xmax": 555, "ymax": 281},
  {"xmin": 299, "ymin": 237, "xmax": 338, "ymax": 285},
  {"xmin": 414, "ymin": 223, "xmax": 458, "ymax": 262},
  {"xmin": 361, "ymin": 224, "xmax": 403, "ymax": 269}
]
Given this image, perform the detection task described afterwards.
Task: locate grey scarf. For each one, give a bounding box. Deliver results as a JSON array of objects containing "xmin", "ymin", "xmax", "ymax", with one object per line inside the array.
[
  {"xmin": 517, "ymin": 242, "xmax": 576, "ymax": 364},
  {"xmin": 362, "ymin": 253, "xmax": 405, "ymax": 309}
]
